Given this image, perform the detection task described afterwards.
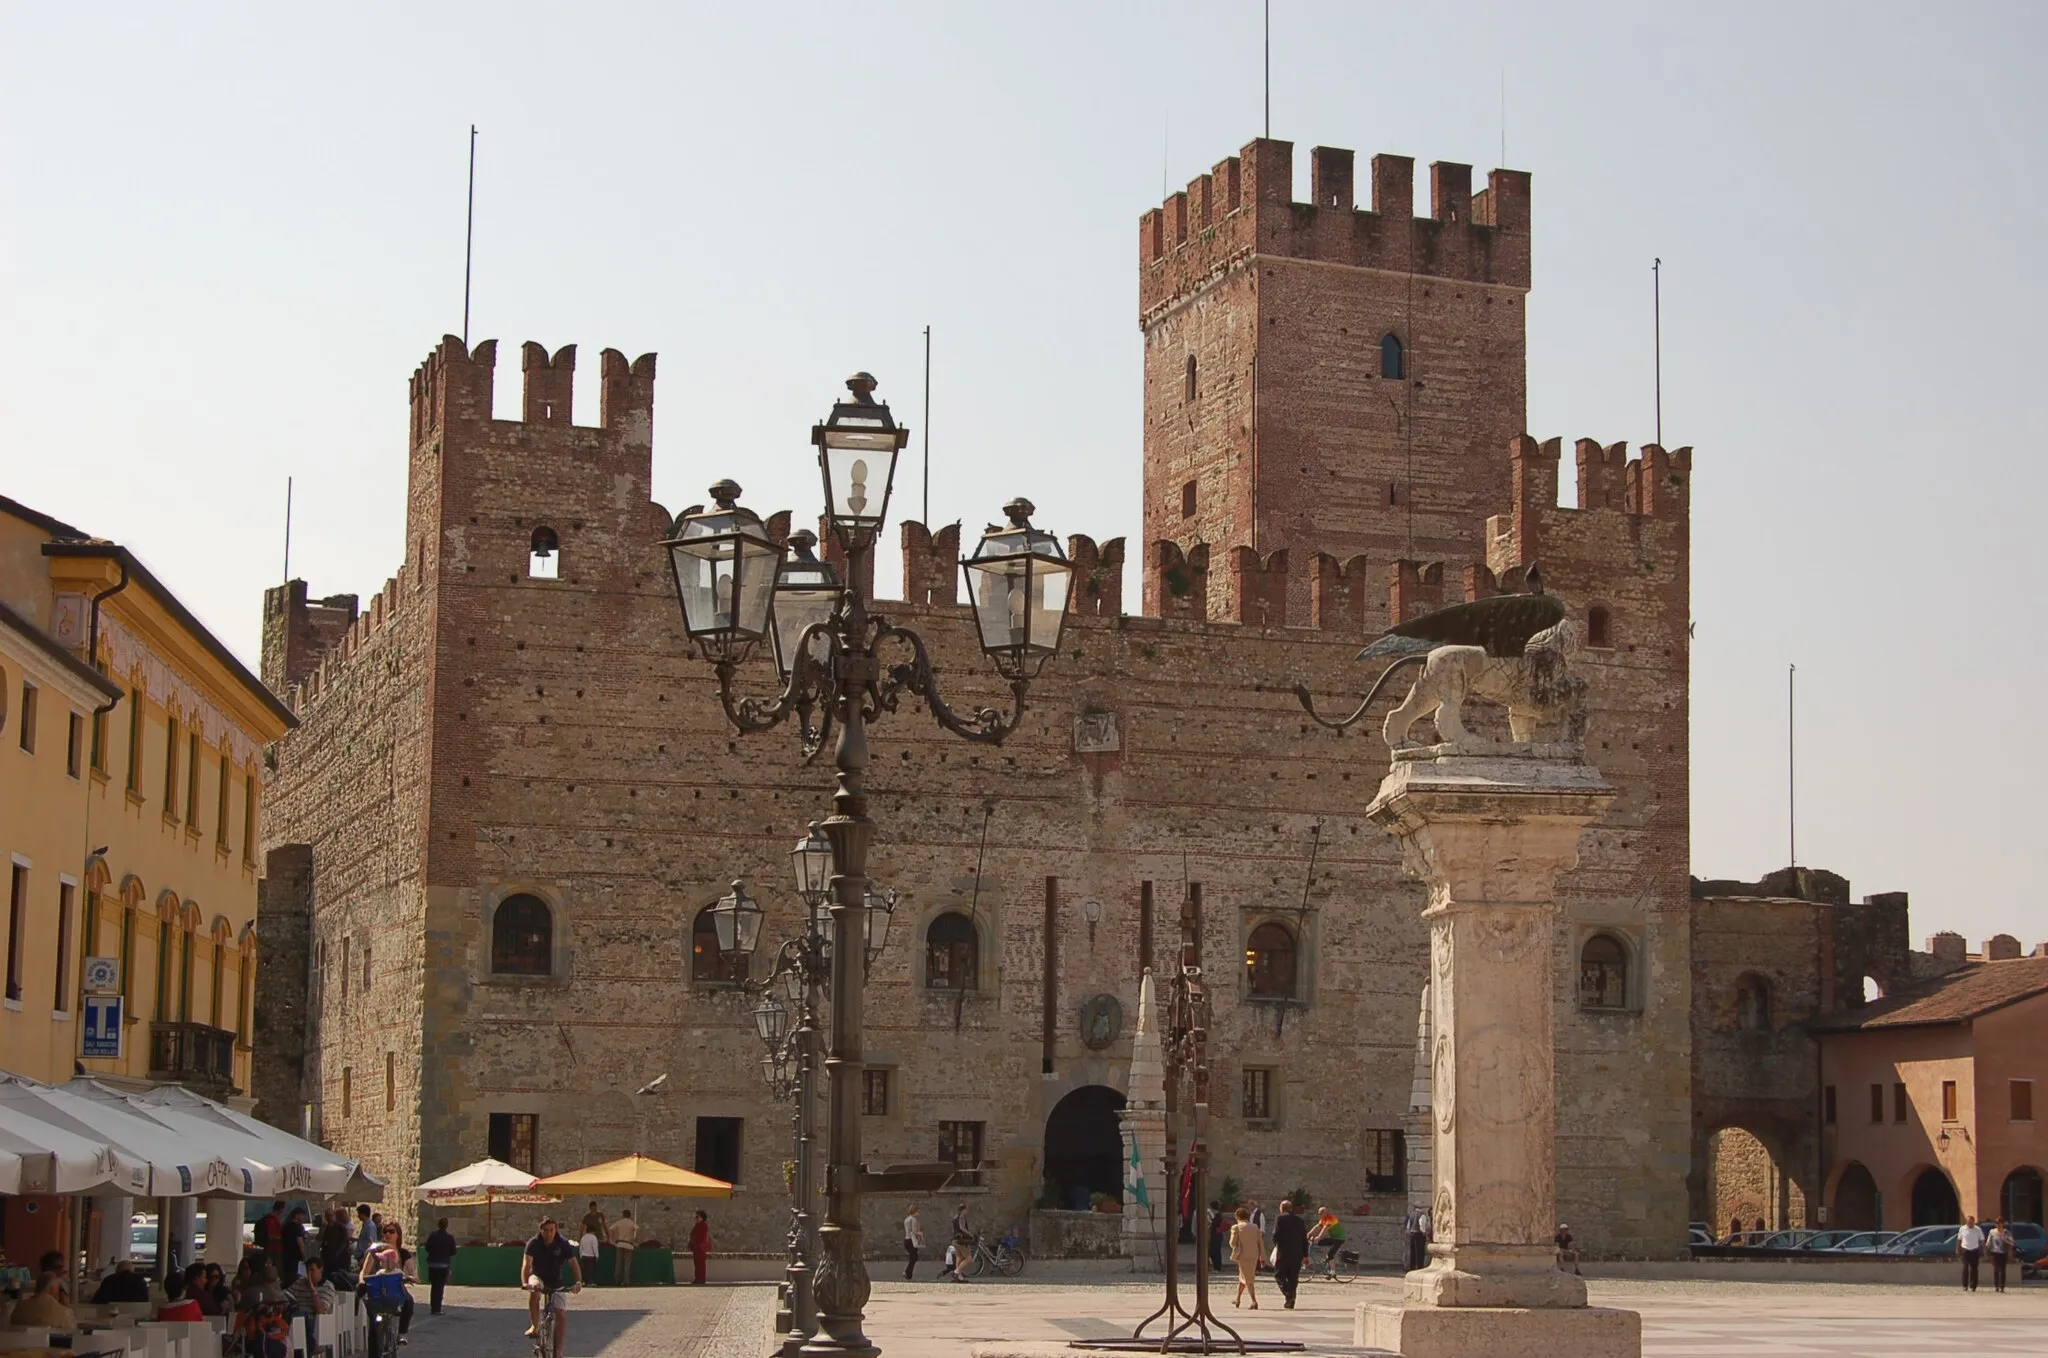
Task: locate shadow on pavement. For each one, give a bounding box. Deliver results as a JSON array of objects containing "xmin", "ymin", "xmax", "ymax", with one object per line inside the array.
[{"xmin": 395, "ymin": 1301, "xmax": 657, "ymax": 1357}]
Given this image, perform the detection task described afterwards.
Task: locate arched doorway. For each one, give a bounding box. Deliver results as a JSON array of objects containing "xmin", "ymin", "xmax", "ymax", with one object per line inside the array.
[
  {"xmin": 1909, "ymin": 1167, "xmax": 1959, "ymax": 1226},
  {"xmin": 1831, "ymin": 1162, "xmax": 1879, "ymax": 1230},
  {"xmin": 2001, "ymin": 1167, "xmax": 2045, "ymax": 1226},
  {"xmin": 1706, "ymin": 1126, "xmax": 1804, "ymax": 1231},
  {"xmin": 1044, "ymin": 1086, "xmax": 1127, "ymax": 1212}
]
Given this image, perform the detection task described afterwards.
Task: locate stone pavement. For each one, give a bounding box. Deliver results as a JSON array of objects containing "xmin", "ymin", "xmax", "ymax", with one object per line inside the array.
[
  {"xmin": 380, "ymin": 1283, "xmax": 773, "ymax": 1358},
  {"xmin": 361, "ymin": 1275, "xmax": 2046, "ymax": 1357},
  {"xmin": 859, "ymin": 1273, "xmax": 2048, "ymax": 1358}
]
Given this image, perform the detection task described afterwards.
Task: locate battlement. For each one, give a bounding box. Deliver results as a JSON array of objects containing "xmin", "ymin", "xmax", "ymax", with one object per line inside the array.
[
  {"xmin": 1139, "ymin": 138, "xmax": 1531, "ymax": 320},
  {"xmin": 408, "ymin": 335, "xmax": 657, "ymax": 445}
]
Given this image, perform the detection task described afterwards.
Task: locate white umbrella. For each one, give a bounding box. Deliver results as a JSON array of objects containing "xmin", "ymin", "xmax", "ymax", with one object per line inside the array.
[
  {"xmin": 417, "ymin": 1158, "xmax": 557, "ymax": 1206},
  {"xmin": 0, "ymin": 1119, "xmax": 136, "ymax": 1195},
  {"xmin": 0, "ymin": 1078, "xmax": 190, "ymax": 1196},
  {"xmin": 119, "ymin": 1085, "xmax": 359, "ymax": 1198}
]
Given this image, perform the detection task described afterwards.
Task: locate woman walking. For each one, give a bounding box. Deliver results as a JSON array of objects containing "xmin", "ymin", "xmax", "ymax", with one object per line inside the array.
[
  {"xmin": 688, "ymin": 1211, "xmax": 712, "ymax": 1286},
  {"xmin": 1987, "ymin": 1218, "xmax": 2015, "ymax": 1293},
  {"xmin": 1227, "ymin": 1207, "xmax": 1262, "ymax": 1310}
]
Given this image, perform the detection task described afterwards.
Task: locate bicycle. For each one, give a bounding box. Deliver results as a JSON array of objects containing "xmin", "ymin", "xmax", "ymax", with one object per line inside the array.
[
  {"xmin": 964, "ymin": 1229, "xmax": 1027, "ymax": 1278},
  {"xmin": 361, "ymin": 1272, "xmax": 411, "ymax": 1358},
  {"xmin": 529, "ymin": 1283, "xmax": 578, "ymax": 1358},
  {"xmin": 1304, "ymin": 1244, "xmax": 1359, "ymax": 1283}
]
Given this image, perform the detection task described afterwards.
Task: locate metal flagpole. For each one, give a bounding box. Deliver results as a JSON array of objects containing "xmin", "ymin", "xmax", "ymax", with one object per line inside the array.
[
  {"xmin": 1653, "ymin": 258, "xmax": 1663, "ymax": 447},
  {"xmin": 464, "ymin": 125, "xmax": 478, "ymax": 346},
  {"xmin": 1264, "ymin": 0, "xmax": 1271, "ymax": 139},
  {"xmin": 282, "ymin": 476, "xmax": 293, "ymax": 583},
  {"xmin": 922, "ymin": 326, "xmax": 931, "ymax": 528},
  {"xmin": 1788, "ymin": 663, "xmax": 1797, "ymax": 868}
]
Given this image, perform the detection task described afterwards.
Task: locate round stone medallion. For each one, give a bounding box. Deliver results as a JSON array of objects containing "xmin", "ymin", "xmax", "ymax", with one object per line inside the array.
[{"xmin": 1078, "ymin": 993, "xmax": 1123, "ymax": 1049}]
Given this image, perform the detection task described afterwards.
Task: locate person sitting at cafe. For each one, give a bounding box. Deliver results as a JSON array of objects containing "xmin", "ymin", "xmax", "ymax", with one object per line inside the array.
[
  {"xmin": 289, "ymin": 1258, "xmax": 337, "ymax": 1317},
  {"xmin": 157, "ymin": 1272, "xmax": 204, "ymax": 1322},
  {"xmin": 91, "ymin": 1258, "xmax": 151, "ymax": 1305},
  {"xmin": 13, "ymin": 1272, "xmax": 76, "ymax": 1329}
]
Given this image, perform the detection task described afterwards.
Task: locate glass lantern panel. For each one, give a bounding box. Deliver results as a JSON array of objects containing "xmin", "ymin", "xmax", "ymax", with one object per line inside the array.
[
  {"xmin": 771, "ymin": 587, "xmax": 837, "ymax": 680},
  {"xmin": 1026, "ymin": 556, "xmax": 1074, "ymax": 652},
  {"xmin": 821, "ymin": 437, "xmax": 899, "ymax": 527}
]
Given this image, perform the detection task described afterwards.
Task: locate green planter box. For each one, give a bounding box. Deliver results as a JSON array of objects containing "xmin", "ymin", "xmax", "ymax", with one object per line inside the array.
[{"xmin": 445, "ymin": 1244, "xmax": 676, "ymax": 1287}]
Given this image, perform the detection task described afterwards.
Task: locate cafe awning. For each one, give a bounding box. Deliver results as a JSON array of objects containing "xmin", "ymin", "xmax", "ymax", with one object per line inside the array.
[
  {"xmin": 418, "ymin": 1158, "xmax": 559, "ymax": 1206},
  {"xmin": 532, "ymin": 1155, "xmax": 733, "ymax": 1198}
]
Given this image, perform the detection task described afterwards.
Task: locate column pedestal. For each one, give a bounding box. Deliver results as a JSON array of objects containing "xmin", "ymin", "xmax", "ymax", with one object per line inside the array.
[{"xmin": 1352, "ymin": 746, "xmax": 1640, "ymax": 1358}]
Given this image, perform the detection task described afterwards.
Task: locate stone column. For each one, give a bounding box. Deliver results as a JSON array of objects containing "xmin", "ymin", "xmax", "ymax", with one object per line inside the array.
[
  {"xmin": 88, "ymin": 1194, "xmax": 131, "ymax": 1273},
  {"xmin": 201, "ymin": 1196, "xmax": 242, "ymax": 1268},
  {"xmin": 1356, "ymin": 748, "xmax": 1641, "ymax": 1358},
  {"xmin": 1120, "ymin": 969, "xmax": 1167, "ymax": 1271}
]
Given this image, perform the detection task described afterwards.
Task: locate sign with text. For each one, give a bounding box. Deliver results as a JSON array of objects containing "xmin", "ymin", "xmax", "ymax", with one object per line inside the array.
[
  {"xmin": 81, "ymin": 994, "xmax": 123, "ymax": 1059},
  {"xmin": 82, "ymin": 956, "xmax": 119, "ymax": 993}
]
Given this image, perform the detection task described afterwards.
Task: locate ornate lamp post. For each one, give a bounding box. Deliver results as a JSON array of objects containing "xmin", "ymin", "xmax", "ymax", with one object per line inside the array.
[{"xmin": 666, "ymin": 373, "xmax": 1069, "ymax": 1358}]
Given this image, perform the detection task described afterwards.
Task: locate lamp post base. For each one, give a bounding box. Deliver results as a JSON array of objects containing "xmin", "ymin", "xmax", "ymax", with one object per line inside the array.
[{"xmin": 1357, "ymin": 1302, "xmax": 1641, "ymax": 1358}]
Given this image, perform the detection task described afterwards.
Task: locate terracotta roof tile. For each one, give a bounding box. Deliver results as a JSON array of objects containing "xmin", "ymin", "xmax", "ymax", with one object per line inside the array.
[{"xmin": 1813, "ymin": 955, "xmax": 2048, "ymax": 1031}]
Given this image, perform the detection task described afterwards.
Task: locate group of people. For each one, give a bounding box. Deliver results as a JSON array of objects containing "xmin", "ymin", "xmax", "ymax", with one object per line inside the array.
[
  {"xmin": 901, "ymin": 1203, "xmax": 980, "ymax": 1282},
  {"xmin": 566, "ymin": 1201, "xmax": 657, "ymax": 1285},
  {"xmin": 1203, "ymin": 1200, "xmax": 1348, "ymax": 1310},
  {"xmin": 1957, "ymin": 1216, "xmax": 2020, "ymax": 1293}
]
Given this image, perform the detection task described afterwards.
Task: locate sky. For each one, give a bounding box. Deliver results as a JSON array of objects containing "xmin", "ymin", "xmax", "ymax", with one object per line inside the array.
[{"xmin": 3, "ymin": 3, "xmax": 2043, "ymax": 948}]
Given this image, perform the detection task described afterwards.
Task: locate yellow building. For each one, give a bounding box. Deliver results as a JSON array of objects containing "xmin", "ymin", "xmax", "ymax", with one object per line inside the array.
[{"xmin": 0, "ymin": 493, "xmax": 294, "ymax": 1098}]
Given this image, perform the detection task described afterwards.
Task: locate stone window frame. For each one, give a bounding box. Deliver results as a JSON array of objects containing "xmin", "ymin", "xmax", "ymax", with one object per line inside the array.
[
  {"xmin": 1240, "ymin": 1064, "xmax": 1280, "ymax": 1127},
  {"xmin": 1585, "ymin": 601, "xmax": 1615, "ymax": 650},
  {"xmin": 1732, "ymin": 971, "xmax": 1773, "ymax": 1032},
  {"xmin": 1574, "ymin": 926, "xmax": 1641, "ymax": 1014},
  {"xmin": 916, "ymin": 902, "xmax": 995, "ymax": 997},
  {"xmin": 1237, "ymin": 909, "xmax": 1315, "ymax": 1008},
  {"xmin": 489, "ymin": 891, "xmax": 558, "ymax": 978},
  {"xmin": 478, "ymin": 883, "xmax": 570, "ymax": 986}
]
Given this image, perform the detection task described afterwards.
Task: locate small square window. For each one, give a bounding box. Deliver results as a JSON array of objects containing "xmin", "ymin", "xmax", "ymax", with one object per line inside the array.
[
  {"xmin": 1868, "ymin": 1084, "xmax": 1883, "ymax": 1124},
  {"xmin": 18, "ymin": 683, "xmax": 37, "ymax": 753},
  {"xmin": 66, "ymin": 713, "xmax": 84, "ymax": 777},
  {"xmin": 490, "ymin": 1111, "xmax": 538, "ymax": 1173},
  {"xmin": 1941, "ymin": 1080, "xmax": 1959, "ymax": 1123},
  {"xmin": 861, "ymin": 1068, "xmax": 890, "ymax": 1117},
  {"xmin": 695, "ymin": 1116, "xmax": 742, "ymax": 1185},
  {"xmin": 1893, "ymin": 1083, "xmax": 1908, "ymax": 1123},
  {"xmin": 938, "ymin": 1120, "xmax": 984, "ymax": 1187},
  {"xmin": 2012, "ymin": 1079, "xmax": 2034, "ymax": 1122},
  {"xmin": 1181, "ymin": 481, "xmax": 1197, "ymax": 519}
]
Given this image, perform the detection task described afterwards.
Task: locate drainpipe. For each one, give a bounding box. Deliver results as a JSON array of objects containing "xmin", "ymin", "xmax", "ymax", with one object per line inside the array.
[{"xmin": 85, "ymin": 560, "xmax": 130, "ymax": 720}]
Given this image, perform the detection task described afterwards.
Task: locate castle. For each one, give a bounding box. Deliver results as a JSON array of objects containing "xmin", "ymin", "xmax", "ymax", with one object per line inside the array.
[{"xmin": 252, "ymin": 136, "xmax": 1713, "ymax": 1258}]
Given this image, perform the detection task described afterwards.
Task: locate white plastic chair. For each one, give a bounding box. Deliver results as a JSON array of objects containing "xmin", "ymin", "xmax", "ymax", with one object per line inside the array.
[{"xmin": 0, "ymin": 1329, "xmax": 51, "ymax": 1353}]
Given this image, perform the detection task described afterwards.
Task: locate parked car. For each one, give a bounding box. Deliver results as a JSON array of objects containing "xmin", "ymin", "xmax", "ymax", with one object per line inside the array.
[
  {"xmin": 127, "ymin": 1216, "xmax": 156, "ymax": 1263},
  {"xmin": 1687, "ymin": 1226, "xmax": 1716, "ymax": 1248},
  {"xmin": 2004, "ymin": 1222, "xmax": 2046, "ymax": 1264},
  {"xmin": 1752, "ymin": 1229, "xmax": 1819, "ymax": 1250},
  {"xmin": 1880, "ymin": 1225, "xmax": 1960, "ymax": 1256},
  {"xmin": 1793, "ymin": 1229, "xmax": 1866, "ymax": 1250},
  {"xmin": 1820, "ymin": 1230, "xmax": 1898, "ymax": 1253}
]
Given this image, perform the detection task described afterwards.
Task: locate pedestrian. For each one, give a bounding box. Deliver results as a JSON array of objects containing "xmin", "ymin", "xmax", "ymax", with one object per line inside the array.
[
  {"xmin": 424, "ymin": 1217, "xmax": 458, "ymax": 1314},
  {"xmin": 903, "ymin": 1204, "xmax": 925, "ymax": 1281},
  {"xmin": 319, "ymin": 1208, "xmax": 353, "ymax": 1285},
  {"xmin": 282, "ymin": 1205, "xmax": 309, "ymax": 1280},
  {"xmin": 688, "ymin": 1210, "xmax": 711, "ymax": 1286},
  {"xmin": 1402, "ymin": 1204, "xmax": 1427, "ymax": 1272},
  {"xmin": 1270, "ymin": 1199, "xmax": 1308, "ymax": 1310},
  {"xmin": 1987, "ymin": 1218, "xmax": 2014, "ymax": 1293},
  {"xmin": 353, "ymin": 1204, "xmax": 377, "ymax": 1273},
  {"xmin": 608, "ymin": 1210, "xmax": 638, "ymax": 1287},
  {"xmin": 1958, "ymin": 1214, "xmax": 1984, "ymax": 1292},
  {"xmin": 257, "ymin": 1200, "xmax": 287, "ymax": 1270},
  {"xmin": 1247, "ymin": 1201, "xmax": 1268, "ymax": 1271},
  {"xmin": 578, "ymin": 1221, "xmax": 602, "ymax": 1284},
  {"xmin": 1206, "ymin": 1201, "xmax": 1227, "ymax": 1273},
  {"xmin": 951, "ymin": 1202, "xmax": 974, "ymax": 1247},
  {"xmin": 1554, "ymin": 1223, "xmax": 1580, "ymax": 1275},
  {"xmin": 582, "ymin": 1202, "xmax": 608, "ymax": 1240},
  {"xmin": 936, "ymin": 1237, "xmax": 969, "ymax": 1283},
  {"xmin": 1228, "ymin": 1207, "xmax": 1262, "ymax": 1310}
]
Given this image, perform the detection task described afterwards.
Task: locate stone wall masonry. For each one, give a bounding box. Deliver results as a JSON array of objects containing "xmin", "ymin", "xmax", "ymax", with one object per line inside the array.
[{"xmin": 260, "ymin": 324, "xmax": 1690, "ymax": 1257}]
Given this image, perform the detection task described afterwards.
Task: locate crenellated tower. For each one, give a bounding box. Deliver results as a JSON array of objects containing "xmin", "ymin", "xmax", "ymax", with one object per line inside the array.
[{"xmin": 1140, "ymin": 138, "xmax": 1532, "ymax": 625}]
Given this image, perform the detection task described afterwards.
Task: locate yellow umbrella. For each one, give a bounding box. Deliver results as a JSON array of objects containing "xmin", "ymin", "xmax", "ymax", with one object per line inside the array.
[{"xmin": 531, "ymin": 1154, "xmax": 733, "ymax": 1198}]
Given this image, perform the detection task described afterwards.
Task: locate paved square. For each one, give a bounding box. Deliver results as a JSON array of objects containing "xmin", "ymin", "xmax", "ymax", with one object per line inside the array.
[{"xmin": 385, "ymin": 1274, "xmax": 2046, "ymax": 1357}]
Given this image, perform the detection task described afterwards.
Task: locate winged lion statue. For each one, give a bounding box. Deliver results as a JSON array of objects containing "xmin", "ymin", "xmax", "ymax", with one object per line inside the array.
[{"xmin": 1294, "ymin": 591, "xmax": 1588, "ymax": 750}]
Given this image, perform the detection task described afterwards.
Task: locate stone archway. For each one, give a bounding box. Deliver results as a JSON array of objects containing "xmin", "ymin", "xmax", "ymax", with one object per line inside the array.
[
  {"xmin": 1044, "ymin": 1085, "xmax": 1127, "ymax": 1212},
  {"xmin": 1909, "ymin": 1167, "xmax": 1959, "ymax": 1226},
  {"xmin": 1706, "ymin": 1126, "xmax": 1806, "ymax": 1231},
  {"xmin": 1830, "ymin": 1161, "xmax": 1880, "ymax": 1230},
  {"xmin": 2001, "ymin": 1167, "xmax": 2045, "ymax": 1226}
]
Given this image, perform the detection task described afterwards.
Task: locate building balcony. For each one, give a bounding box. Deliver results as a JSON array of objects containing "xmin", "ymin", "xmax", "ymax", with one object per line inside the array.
[{"xmin": 147, "ymin": 1021, "xmax": 241, "ymax": 1099}]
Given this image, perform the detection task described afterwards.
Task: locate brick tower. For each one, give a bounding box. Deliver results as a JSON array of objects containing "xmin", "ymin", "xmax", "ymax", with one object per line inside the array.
[{"xmin": 1139, "ymin": 139, "xmax": 1532, "ymax": 625}]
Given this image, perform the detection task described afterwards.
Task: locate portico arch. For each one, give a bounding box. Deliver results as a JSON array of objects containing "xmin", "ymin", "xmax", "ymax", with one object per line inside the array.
[{"xmin": 1043, "ymin": 1085, "xmax": 1126, "ymax": 1212}]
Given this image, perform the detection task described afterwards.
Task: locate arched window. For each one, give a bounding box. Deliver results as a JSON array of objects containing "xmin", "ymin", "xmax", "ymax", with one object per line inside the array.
[
  {"xmin": 1185, "ymin": 354, "xmax": 1198, "ymax": 402},
  {"xmin": 1245, "ymin": 921, "xmax": 1298, "ymax": 999},
  {"xmin": 691, "ymin": 906, "xmax": 747, "ymax": 985},
  {"xmin": 1735, "ymin": 974, "xmax": 1771, "ymax": 1031},
  {"xmin": 528, "ymin": 526, "xmax": 560, "ymax": 580},
  {"xmin": 1578, "ymin": 933, "xmax": 1629, "ymax": 1010},
  {"xmin": 1586, "ymin": 606, "xmax": 1612, "ymax": 649},
  {"xmin": 1380, "ymin": 333, "xmax": 1404, "ymax": 380},
  {"xmin": 491, "ymin": 894, "xmax": 554, "ymax": 976},
  {"xmin": 926, "ymin": 913, "xmax": 978, "ymax": 991}
]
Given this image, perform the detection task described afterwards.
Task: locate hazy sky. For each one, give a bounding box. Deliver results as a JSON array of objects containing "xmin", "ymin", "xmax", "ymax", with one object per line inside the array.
[{"xmin": 4, "ymin": 3, "xmax": 2042, "ymax": 948}]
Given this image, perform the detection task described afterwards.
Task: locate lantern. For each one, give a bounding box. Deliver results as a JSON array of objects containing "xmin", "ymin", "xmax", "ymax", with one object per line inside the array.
[{"xmin": 962, "ymin": 497, "xmax": 1074, "ymax": 680}]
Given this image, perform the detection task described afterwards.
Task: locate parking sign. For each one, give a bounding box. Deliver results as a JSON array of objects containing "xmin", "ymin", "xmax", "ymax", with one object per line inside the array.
[{"xmin": 81, "ymin": 994, "xmax": 122, "ymax": 1059}]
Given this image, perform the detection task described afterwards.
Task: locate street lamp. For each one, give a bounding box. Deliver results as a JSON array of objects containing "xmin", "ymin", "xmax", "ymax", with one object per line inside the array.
[
  {"xmin": 709, "ymin": 881, "xmax": 765, "ymax": 959},
  {"xmin": 665, "ymin": 372, "xmax": 1069, "ymax": 1357}
]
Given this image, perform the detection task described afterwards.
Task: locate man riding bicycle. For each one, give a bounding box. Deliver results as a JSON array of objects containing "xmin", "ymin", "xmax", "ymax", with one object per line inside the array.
[
  {"xmin": 1307, "ymin": 1207, "xmax": 1346, "ymax": 1274},
  {"xmin": 523, "ymin": 1217, "xmax": 584, "ymax": 1354}
]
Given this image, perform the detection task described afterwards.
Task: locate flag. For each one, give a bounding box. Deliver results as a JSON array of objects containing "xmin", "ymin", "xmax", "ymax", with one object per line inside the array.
[{"xmin": 1125, "ymin": 1130, "xmax": 1149, "ymax": 1207}]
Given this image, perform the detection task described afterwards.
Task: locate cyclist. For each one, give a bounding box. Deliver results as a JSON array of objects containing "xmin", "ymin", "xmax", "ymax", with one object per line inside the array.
[
  {"xmin": 522, "ymin": 1217, "xmax": 584, "ymax": 1352},
  {"xmin": 361, "ymin": 1221, "xmax": 418, "ymax": 1351},
  {"xmin": 1308, "ymin": 1207, "xmax": 1345, "ymax": 1276}
]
